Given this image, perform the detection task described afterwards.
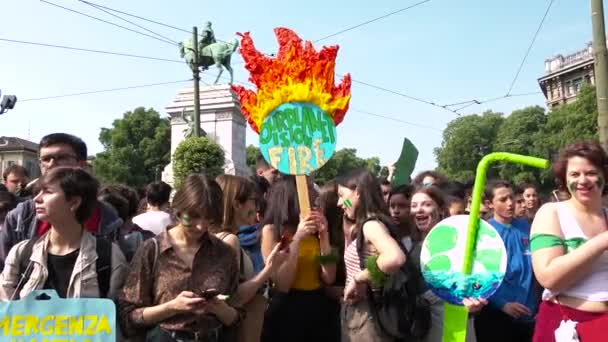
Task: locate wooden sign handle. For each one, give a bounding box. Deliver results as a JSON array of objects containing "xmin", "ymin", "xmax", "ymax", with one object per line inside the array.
[{"xmin": 295, "ymin": 175, "xmax": 311, "ymax": 218}]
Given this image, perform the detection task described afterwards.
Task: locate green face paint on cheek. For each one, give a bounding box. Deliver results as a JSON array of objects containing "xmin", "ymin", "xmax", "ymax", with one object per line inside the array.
[
  {"xmin": 597, "ymin": 175, "xmax": 605, "ymax": 190},
  {"xmin": 247, "ymin": 210, "xmax": 256, "ymax": 217},
  {"xmin": 567, "ymin": 181, "xmax": 577, "ymax": 194},
  {"xmin": 181, "ymin": 215, "xmax": 192, "ymax": 226},
  {"xmin": 344, "ymin": 199, "xmax": 352, "ymax": 208}
]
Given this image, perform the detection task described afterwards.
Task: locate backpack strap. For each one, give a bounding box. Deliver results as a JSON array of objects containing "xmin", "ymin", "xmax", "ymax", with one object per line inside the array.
[
  {"xmin": 150, "ymin": 237, "xmax": 160, "ymax": 298},
  {"xmin": 12, "ymin": 238, "xmax": 38, "ymax": 300},
  {"xmin": 95, "ymin": 237, "xmax": 112, "ymax": 298},
  {"xmin": 356, "ymin": 217, "xmax": 381, "ymax": 269}
]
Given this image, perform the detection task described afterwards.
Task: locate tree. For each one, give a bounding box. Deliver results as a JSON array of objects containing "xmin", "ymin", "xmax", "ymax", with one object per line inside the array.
[
  {"xmin": 435, "ymin": 111, "xmax": 504, "ymax": 182},
  {"xmin": 93, "ymin": 107, "xmax": 170, "ymax": 188},
  {"xmin": 494, "ymin": 106, "xmax": 547, "ymax": 185},
  {"xmin": 173, "ymin": 137, "xmax": 225, "ymax": 188},
  {"xmin": 313, "ymin": 148, "xmax": 381, "ymax": 185},
  {"xmin": 533, "ymin": 85, "xmax": 598, "ymax": 188},
  {"xmin": 246, "ymin": 145, "xmax": 260, "ymax": 173}
]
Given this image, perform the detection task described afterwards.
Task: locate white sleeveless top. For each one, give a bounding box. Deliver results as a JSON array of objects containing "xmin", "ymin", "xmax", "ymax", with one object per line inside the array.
[{"xmin": 543, "ymin": 202, "xmax": 608, "ymax": 301}]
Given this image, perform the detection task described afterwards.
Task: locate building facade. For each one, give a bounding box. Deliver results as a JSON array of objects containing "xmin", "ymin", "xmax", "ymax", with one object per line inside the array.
[
  {"xmin": 538, "ymin": 42, "xmax": 595, "ymax": 109},
  {"xmin": 0, "ymin": 137, "xmax": 40, "ymax": 179}
]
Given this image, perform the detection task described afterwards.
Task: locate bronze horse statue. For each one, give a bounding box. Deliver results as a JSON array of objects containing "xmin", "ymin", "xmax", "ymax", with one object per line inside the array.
[{"xmin": 179, "ymin": 38, "xmax": 239, "ymax": 85}]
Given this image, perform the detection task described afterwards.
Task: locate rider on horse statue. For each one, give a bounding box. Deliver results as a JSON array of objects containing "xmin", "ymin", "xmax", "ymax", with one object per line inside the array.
[{"xmin": 178, "ymin": 21, "xmax": 239, "ymax": 84}]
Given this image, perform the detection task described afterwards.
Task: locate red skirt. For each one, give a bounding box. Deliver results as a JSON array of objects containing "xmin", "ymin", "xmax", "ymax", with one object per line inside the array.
[{"xmin": 533, "ymin": 300, "xmax": 607, "ymax": 342}]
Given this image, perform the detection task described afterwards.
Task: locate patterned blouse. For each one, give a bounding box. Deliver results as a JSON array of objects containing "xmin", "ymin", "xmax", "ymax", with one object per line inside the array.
[{"xmin": 118, "ymin": 229, "xmax": 239, "ymax": 337}]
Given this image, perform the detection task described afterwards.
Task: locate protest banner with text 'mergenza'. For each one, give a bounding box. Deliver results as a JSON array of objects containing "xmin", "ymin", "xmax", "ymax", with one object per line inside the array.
[{"xmin": 0, "ymin": 290, "xmax": 116, "ymax": 342}]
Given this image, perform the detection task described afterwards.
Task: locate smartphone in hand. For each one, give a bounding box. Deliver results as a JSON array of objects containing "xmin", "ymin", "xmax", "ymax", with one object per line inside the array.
[
  {"xmin": 278, "ymin": 232, "xmax": 292, "ymax": 251},
  {"xmin": 194, "ymin": 288, "xmax": 221, "ymax": 299}
]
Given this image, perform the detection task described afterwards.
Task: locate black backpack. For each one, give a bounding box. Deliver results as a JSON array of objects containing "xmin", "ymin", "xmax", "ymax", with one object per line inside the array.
[
  {"xmin": 13, "ymin": 237, "xmax": 112, "ymax": 299},
  {"xmin": 356, "ymin": 217, "xmax": 431, "ymax": 340}
]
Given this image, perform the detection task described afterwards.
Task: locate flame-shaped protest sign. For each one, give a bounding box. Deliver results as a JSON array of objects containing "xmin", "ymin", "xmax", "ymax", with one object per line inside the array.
[{"xmin": 233, "ymin": 28, "xmax": 352, "ymax": 214}]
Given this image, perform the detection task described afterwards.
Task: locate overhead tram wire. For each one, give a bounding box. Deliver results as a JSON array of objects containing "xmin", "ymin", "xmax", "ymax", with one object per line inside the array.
[
  {"xmin": 78, "ymin": 0, "xmax": 191, "ymax": 34},
  {"xmin": 505, "ymin": 0, "xmax": 555, "ymax": 96},
  {"xmin": 69, "ymin": 0, "xmax": 440, "ymax": 108},
  {"xmin": 344, "ymin": 77, "xmax": 461, "ymax": 115},
  {"xmin": 442, "ymin": 91, "xmax": 544, "ymax": 115},
  {"xmin": 75, "ymin": 0, "xmax": 235, "ymax": 46},
  {"xmin": 78, "ymin": 0, "xmax": 179, "ymax": 45},
  {"xmin": 40, "ymin": 0, "xmax": 178, "ymax": 46},
  {"xmin": 20, "ymin": 80, "xmax": 192, "ymax": 102},
  {"xmin": 314, "ymin": 0, "xmax": 432, "ymax": 42},
  {"xmin": 17, "ymin": 73, "xmax": 444, "ymax": 132},
  {"xmin": 0, "ymin": 38, "xmax": 185, "ymax": 64}
]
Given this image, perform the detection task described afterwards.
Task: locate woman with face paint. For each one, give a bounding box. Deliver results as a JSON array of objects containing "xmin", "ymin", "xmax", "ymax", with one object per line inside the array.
[
  {"xmin": 336, "ymin": 169, "xmax": 406, "ymax": 342},
  {"xmin": 214, "ymin": 175, "xmax": 288, "ymax": 342},
  {"xmin": 531, "ymin": 141, "xmax": 608, "ymax": 342},
  {"xmin": 409, "ymin": 186, "xmax": 484, "ymax": 342},
  {"xmin": 260, "ymin": 175, "xmax": 338, "ymax": 342},
  {"xmin": 119, "ymin": 174, "xmax": 244, "ymax": 342}
]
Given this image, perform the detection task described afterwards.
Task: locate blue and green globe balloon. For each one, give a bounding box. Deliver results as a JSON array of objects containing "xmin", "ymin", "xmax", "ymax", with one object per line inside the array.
[{"xmin": 420, "ymin": 215, "xmax": 507, "ymax": 305}]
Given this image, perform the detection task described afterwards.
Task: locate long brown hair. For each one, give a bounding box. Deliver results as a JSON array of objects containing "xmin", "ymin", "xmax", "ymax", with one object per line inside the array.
[
  {"xmin": 214, "ymin": 175, "xmax": 256, "ymax": 234},
  {"xmin": 337, "ymin": 169, "xmax": 391, "ymax": 240}
]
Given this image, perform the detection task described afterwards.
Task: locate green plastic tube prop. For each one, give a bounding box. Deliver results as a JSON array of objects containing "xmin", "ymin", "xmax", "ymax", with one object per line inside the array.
[
  {"xmin": 442, "ymin": 153, "xmax": 548, "ymax": 342},
  {"xmin": 462, "ymin": 153, "xmax": 549, "ymax": 275}
]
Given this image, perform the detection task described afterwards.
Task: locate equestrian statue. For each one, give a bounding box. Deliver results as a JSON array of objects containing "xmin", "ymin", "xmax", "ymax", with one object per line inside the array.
[{"xmin": 178, "ymin": 21, "xmax": 239, "ymax": 85}]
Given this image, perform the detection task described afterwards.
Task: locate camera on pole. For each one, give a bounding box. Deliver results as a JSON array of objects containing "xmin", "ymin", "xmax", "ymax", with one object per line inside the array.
[{"xmin": 0, "ymin": 90, "xmax": 17, "ymax": 115}]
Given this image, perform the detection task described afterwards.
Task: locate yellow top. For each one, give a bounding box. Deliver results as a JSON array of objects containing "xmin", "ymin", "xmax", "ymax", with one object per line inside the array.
[{"xmin": 290, "ymin": 235, "xmax": 322, "ymax": 290}]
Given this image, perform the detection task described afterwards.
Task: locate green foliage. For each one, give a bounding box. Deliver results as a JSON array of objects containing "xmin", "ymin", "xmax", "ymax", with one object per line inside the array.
[
  {"xmin": 533, "ymin": 85, "xmax": 598, "ymax": 188},
  {"xmin": 93, "ymin": 107, "xmax": 170, "ymax": 188},
  {"xmin": 313, "ymin": 148, "xmax": 382, "ymax": 185},
  {"xmin": 173, "ymin": 137, "xmax": 225, "ymax": 188},
  {"xmin": 434, "ymin": 111, "xmax": 504, "ymax": 183},
  {"xmin": 246, "ymin": 145, "xmax": 260, "ymax": 173},
  {"xmin": 435, "ymin": 85, "xmax": 598, "ymax": 191},
  {"xmin": 494, "ymin": 106, "xmax": 547, "ymax": 184}
]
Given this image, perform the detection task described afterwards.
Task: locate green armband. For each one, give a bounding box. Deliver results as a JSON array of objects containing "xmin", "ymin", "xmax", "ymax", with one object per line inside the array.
[
  {"xmin": 317, "ymin": 248, "xmax": 340, "ymax": 265},
  {"xmin": 530, "ymin": 233, "xmax": 586, "ymax": 253},
  {"xmin": 365, "ymin": 255, "xmax": 388, "ymax": 287}
]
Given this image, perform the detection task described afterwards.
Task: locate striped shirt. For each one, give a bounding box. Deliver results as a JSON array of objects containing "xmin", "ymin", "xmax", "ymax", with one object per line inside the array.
[{"xmin": 344, "ymin": 238, "xmax": 375, "ymax": 287}]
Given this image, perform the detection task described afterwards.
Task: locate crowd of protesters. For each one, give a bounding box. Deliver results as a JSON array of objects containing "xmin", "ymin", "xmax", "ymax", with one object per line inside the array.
[{"xmin": 0, "ymin": 132, "xmax": 607, "ymax": 342}]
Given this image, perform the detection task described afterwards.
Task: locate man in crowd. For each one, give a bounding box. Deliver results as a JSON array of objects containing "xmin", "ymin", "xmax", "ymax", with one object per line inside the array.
[
  {"xmin": 132, "ymin": 181, "xmax": 173, "ymax": 235},
  {"xmin": 475, "ymin": 180, "xmax": 537, "ymax": 342},
  {"xmin": 2, "ymin": 164, "xmax": 28, "ymax": 195},
  {"xmin": 0, "ymin": 133, "xmax": 121, "ymax": 270},
  {"xmin": 256, "ymin": 154, "xmax": 279, "ymax": 185}
]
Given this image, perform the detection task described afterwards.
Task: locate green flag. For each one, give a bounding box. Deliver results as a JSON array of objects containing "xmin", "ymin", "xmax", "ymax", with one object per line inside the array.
[{"xmin": 391, "ymin": 137, "xmax": 418, "ymax": 187}]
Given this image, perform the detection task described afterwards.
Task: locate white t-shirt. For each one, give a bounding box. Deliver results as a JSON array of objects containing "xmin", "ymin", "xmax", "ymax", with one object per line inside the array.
[{"xmin": 132, "ymin": 211, "xmax": 173, "ymax": 235}]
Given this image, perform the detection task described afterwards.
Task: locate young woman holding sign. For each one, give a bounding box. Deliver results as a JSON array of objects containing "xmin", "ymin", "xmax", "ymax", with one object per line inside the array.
[
  {"xmin": 118, "ymin": 174, "xmax": 244, "ymax": 342},
  {"xmin": 0, "ymin": 167, "xmax": 128, "ymax": 300},
  {"xmin": 260, "ymin": 175, "xmax": 338, "ymax": 342},
  {"xmin": 409, "ymin": 186, "xmax": 485, "ymax": 342}
]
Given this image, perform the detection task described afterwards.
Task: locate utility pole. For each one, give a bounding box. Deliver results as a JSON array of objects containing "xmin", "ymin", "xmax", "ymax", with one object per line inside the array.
[
  {"xmin": 192, "ymin": 26, "xmax": 201, "ymax": 137},
  {"xmin": 592, "ymin": 0, "xmax": 608, "ymax": 151}
]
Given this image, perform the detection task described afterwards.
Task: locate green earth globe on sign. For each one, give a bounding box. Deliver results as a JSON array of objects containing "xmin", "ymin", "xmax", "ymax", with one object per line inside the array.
[{"xmin": 420, "ymin": 215, "xmax": 507, "ymax": 305}]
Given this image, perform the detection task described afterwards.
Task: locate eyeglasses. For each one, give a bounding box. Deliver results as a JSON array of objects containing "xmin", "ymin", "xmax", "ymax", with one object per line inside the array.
[{"xmin": 39, "ymin": 154, "xmax": 79, "ymax": 165}]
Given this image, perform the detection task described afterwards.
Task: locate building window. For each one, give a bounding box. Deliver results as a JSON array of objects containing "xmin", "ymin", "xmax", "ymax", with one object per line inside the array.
[
  {"xmin": 26, "ymin": 160, "xmax": 40, "ymax": 178},
  {"xmin": 573, "ymin": 78, "xmax": 583, "ymax": 94}
]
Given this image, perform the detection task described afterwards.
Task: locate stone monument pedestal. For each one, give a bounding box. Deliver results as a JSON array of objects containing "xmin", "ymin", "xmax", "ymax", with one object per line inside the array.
[{"xmin": 162, "ymin": 84, "xmax": 248, "ymax": 187}]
